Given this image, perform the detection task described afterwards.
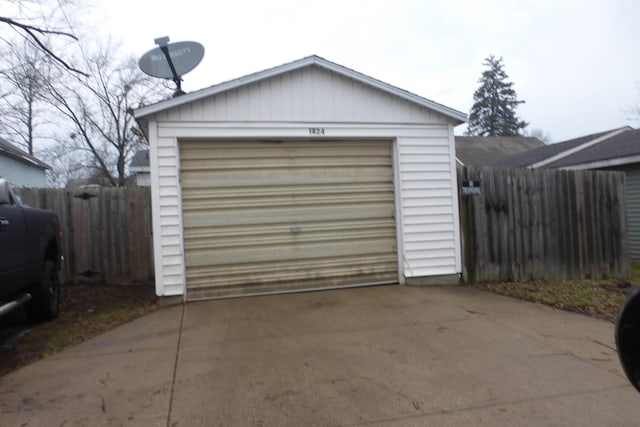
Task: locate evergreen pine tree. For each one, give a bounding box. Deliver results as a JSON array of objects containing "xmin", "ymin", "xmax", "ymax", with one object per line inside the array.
[{"xmin": 466, "ymin": 55, "xmax": 528, "ymax": 136}]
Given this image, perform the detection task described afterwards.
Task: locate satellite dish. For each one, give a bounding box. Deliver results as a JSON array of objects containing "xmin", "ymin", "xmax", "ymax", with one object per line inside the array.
[{"xmin": 138, "ymin": 37, "xmax": 205, "ymax": 96}]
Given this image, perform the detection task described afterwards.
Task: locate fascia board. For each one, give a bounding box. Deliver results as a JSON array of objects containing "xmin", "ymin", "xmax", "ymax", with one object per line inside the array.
[{"xmin": 560, "ymin": 154, "xmax": 640, "ymax": 170}]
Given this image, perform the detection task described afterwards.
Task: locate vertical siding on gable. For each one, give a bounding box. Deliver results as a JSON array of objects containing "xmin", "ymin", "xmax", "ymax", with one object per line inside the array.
[
  {"xmin": 398, "ymin": 135, "xmax": 460, "ymax": 277},
  {"xmin": 164, "ymin": 66, "xmax": 446, "ymax": 125}
]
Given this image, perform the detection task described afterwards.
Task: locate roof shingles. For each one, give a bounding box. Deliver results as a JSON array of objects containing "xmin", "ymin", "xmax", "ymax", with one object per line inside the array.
[
  {"xmin": 455, "ymin": 136, "xmax": 545, "ymax": 167},
  {"xmin": 547, "ymin": 128, "xmax": 640, "ymax": 167},
  {"xmin": 491, "ymin": 127, "xmax": 631, "ymax": 167}
]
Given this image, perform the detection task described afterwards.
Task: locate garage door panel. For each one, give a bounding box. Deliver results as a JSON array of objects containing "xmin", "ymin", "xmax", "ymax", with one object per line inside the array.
[
  {"xmin": 183, "ymin": 204, "xmax": 395, "ymax": 229},
  {"xmin": 181, "ymin": 157, "xmax": 392, "ymax": 170},
  {"xmin": 183, "ymin": 193, "xmax": 393, "ymax": 210},
  {"xmin": 181, "ymin": 169, "xmax": 393, "ymax": 189},
  {"xmin": 186, "ymin": 256, "xmax": 399, "ymax": 300},
  {"xmin": 182, "ymin": 183, "xmax": 393, "ymax": 202},
  {"xmin": 183, "ymin": 218, "xmax": 395, "ymax": 239},
  {"xmin": 185, "ymin": 236, "xmax": 397, "ymax": 267},
  {"xmin": 180, "ymin": 141, "xmax": 392, "ymax": 160},
  {"xmin": 180, "ymin": 140, "xmax": 398, "ymax": 299},
  {"xmin": 185, "ymin": 227, "xmax": 396, "ymax": 252}
]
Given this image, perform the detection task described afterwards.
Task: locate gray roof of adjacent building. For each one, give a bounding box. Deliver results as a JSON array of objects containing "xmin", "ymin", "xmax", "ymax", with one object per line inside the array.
[
  {"xmin": 491, "ymin": 127, "xmax": 633, "ymax": 168},
  {"xmin": 546, "ymin": 127, "xmax": 640, "ymax": 168},
  {"xmin": 455, "ymin": 136, "xmax": 545, "ymax": 167},
  {"xmin": 0, "ymin": 136, "xmax": 50, "ymax": 169}
]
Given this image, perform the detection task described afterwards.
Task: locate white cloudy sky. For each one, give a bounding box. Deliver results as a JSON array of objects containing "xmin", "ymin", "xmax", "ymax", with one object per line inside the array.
[{"xmin": 92, "ymin": 0, "xmax": 639, "ymax": 142}]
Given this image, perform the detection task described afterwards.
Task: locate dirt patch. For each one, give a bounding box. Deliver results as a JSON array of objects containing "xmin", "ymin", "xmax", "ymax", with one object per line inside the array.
[{"xmin": 0, "ymin": 282, "xmax": 157, "ymax": 377}]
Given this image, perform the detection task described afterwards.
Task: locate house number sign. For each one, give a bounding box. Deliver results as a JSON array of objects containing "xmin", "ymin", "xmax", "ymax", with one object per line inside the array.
[{"xmin": 308, "ymin": 127, "xmax": 325, "ymax": 135}]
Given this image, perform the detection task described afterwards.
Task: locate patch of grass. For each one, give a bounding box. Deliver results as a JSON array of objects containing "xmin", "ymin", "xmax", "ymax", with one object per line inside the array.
[
  {"xmin": 0, "ymin": 283, "xmax": 158, "ymax": 376},
  {"xmin": 630, "ymin": 261, "xmax": 640, "ymax": 283},
  {"xmin": 469, "ymin": 261, "xmax": 640, "ymax": 322}
]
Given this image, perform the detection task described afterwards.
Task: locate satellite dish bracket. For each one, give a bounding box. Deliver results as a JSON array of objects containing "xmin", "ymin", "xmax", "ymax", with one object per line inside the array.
[{"xmin": 154, "ymin": 37, "xmax": 185, "ymax": 97}]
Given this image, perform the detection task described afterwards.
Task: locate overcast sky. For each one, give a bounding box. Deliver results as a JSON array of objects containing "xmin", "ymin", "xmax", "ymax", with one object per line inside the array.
[{"xmin": 94, "ymin": 0, "xmax": 640, "ymax": 142}]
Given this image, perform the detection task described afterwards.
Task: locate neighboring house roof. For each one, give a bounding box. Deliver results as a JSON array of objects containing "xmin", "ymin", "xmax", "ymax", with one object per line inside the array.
[
  {"xmin": 0, "ymin": 136, "xmax": 50, "ymax": 169},
  {"xmin": 493, "ymin": 127, "xmax": 633, "ymax": 168},
  {"xmin": 455, "ymin": 136, "xmax": 545, "ymax": 167},
  {"xmin": 134, "ymin": 55, "xmax": 467, "ymax": 123},
  {"xmin": 546, "ymin": 127, "xmax": 640, "ymax": 169},
  {"xmin": 130, "ymin": 150, "xmax": 150, "ymax": 171}
]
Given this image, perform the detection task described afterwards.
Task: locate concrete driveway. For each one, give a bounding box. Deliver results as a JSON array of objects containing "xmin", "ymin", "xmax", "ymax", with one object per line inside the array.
[{"xmin": 0, "ymin": 285, "xmax": 638, "ymax": 426}]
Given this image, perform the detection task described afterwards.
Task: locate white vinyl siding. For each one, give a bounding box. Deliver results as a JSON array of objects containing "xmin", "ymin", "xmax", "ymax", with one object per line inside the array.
[
  {"xmin": 149, "ymin": 124, "xmax": 186, "ymax": 296},
  {"xmin": 148, "ymin": 123, "xmax": 462, "ymax": 297},
  {"xmin": 156, "ymin": 66, "xmax": 444, "ymax": 125},
  {"xmin": 398, "ymin": 135, "xmax": 459, "ymax": 276},
  {"xmin": 140, "ymin": 60, "xmax": 464, "ymax": 299},
  {"xmin": 0, "ymin": 154, "xmax": 46, "ymax": 187}
]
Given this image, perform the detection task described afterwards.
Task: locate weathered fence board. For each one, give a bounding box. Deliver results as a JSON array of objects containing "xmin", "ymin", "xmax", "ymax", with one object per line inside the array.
[
  {"xmin": 15, "ymin": 187, "xmax": 154, "ymax": 285},
  {"xmin": 459, "ymin": 167, "xmax": 629, "ymax": 283}
]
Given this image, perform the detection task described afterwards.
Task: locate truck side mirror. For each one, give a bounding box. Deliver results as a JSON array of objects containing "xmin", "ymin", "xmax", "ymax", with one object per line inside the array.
[
  {"xmin": 0, "ymin": 178, "xmax": 10, "ymax": 205},
  {"xmin": 616, "ymin": 286, "xmax": 640, "ymax": 393}
]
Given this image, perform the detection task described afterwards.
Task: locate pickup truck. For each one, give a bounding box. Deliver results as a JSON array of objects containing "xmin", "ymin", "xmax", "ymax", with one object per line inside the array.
[{"xmin": 0, "ymin": 178, "xmax": 61, "ymax": 321}]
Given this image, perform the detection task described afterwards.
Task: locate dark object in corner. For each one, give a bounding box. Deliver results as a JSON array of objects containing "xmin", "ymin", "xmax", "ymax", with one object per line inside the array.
[{"xmin": 616, "ymin": 286, "xmax": 640, "ymax": 393}]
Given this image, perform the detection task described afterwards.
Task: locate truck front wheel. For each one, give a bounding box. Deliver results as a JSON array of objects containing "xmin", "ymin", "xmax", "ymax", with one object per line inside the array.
[{"xmin": 26, "ymin": 260, "xmax": 60, "ymax": 322}]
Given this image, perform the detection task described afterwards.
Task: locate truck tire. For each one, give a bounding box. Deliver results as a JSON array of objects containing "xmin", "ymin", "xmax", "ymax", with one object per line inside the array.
[{"xmin": 25, "ymin": 260, "xmax": 60, "ymax": 322}]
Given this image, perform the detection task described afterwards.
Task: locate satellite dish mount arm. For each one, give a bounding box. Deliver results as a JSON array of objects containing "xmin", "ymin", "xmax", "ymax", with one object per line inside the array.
[{"xmin": 154, "ymin": 36, "xmax": 185, "ymax": 96}]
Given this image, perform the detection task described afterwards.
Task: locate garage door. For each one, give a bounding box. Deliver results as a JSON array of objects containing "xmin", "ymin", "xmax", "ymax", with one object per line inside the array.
[{"xmin": 179, "ymin": 140, "xmax": 398, "ymax": 300}]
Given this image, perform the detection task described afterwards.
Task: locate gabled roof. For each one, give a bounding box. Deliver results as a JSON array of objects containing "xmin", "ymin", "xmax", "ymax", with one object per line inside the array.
[
  {"xmin": 133, "ymin": 55, "xmax": 467, "ymax": 123},
  {"xmin": 0, "ymin": 136, "xmax": 50, "ymax": 170},
  {"xmin": 455, "ymin": 136, "xmax": 545, "ymax": 167},
  {"xmin": 492, "ymin": 127, "xmax": 633, "ymax": 168}
]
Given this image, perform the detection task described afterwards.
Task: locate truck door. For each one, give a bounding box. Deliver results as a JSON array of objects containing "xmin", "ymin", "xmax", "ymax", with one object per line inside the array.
[{"xmin": 0, "ymin": 197, "xmax": 29, "ymax": 296}]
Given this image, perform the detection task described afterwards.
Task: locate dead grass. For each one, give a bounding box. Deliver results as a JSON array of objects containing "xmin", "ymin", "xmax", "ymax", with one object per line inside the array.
[
  {"xmin": 0, "ymin": 282, "xmax": 158, "ymax": 377},
  {"xmin": 469, "ymin": 261, "xmax": 640, "ymax": 322}
]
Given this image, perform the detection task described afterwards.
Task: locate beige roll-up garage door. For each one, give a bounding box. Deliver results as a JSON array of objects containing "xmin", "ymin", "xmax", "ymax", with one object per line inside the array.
[{"xmin": 179, "ymin": 140, "xmax": 398, "ymax": 300}]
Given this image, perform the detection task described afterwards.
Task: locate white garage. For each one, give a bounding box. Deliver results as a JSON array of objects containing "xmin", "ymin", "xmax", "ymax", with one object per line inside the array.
[{"xmin": 133, "ymin": 55, "xmax": 466, "ymax": 301}]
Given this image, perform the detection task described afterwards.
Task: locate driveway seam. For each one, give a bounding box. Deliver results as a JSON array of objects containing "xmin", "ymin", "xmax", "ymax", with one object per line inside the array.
[{"xmin": 166, "ymin": 303, "xmax": 185, "ymax": 427}]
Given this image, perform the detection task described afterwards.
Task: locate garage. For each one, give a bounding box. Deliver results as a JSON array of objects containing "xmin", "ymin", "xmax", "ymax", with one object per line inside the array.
[
  {"xmin": 133, "ymin": 55, "xmax": 466, "ymax": 301},
  {"xmin": 180, "ymin": 139, "xmax": 397, "ymax": 300}
]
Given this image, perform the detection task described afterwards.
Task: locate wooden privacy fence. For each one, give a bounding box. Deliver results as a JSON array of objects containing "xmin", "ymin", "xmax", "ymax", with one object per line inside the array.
[
  {"xmin": 15, "ymin": 186, "xmax": 154, "ymax": 285},
  {"xmin": 458, "ymin": 167, "xmax": 629, "ymax": 283}
]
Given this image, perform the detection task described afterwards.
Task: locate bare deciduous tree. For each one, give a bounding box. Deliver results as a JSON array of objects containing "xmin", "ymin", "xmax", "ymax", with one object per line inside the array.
[
  {"xmin": 0, "ymin": 0, "xmax": 87, "ymax": 76},
  {"xmin": 526, "ymin": 128, "xmax": 552, "ymax": 144},
  {"xmin": 626, "ymin": 84, "xmax": 640, "ymax": 126},
  {"xmin": 45, "ymin": 43, "xmax": 170, "ymax": 186},
  {"xmin": 0, "ymin": 41, "xmax": 50, "ymax": 154}
]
